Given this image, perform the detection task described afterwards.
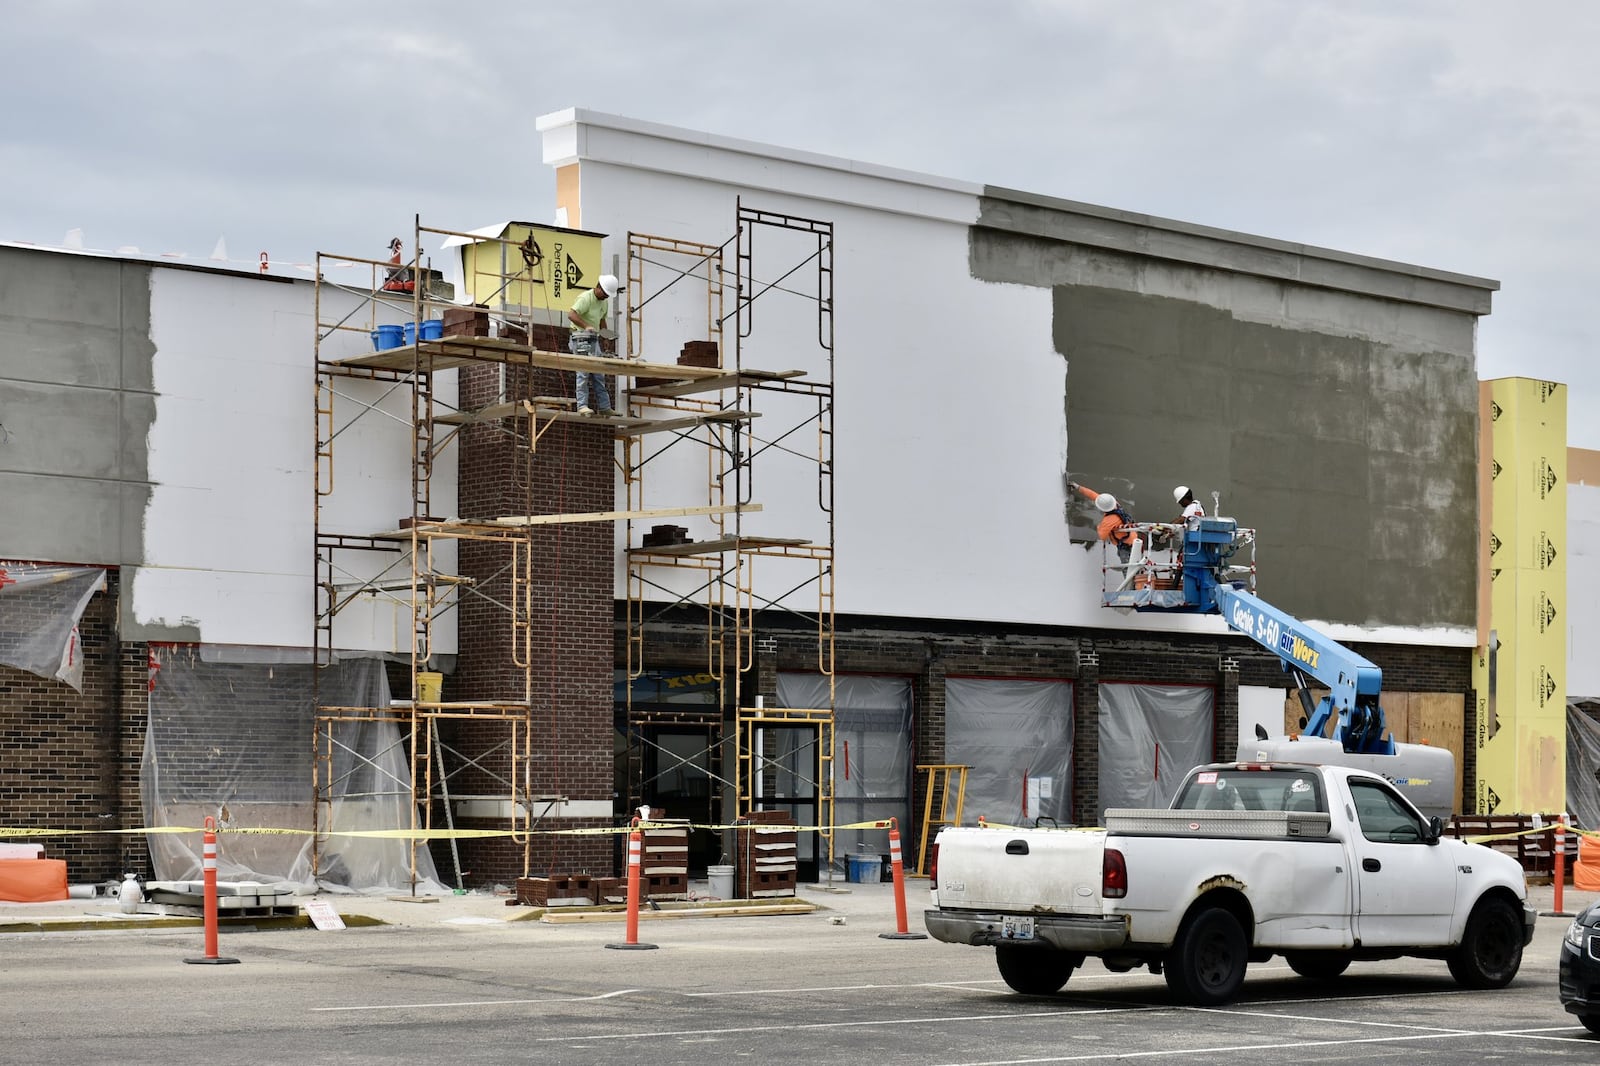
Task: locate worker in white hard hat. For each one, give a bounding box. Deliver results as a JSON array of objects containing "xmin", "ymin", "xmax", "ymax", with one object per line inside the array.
[
  {"xmin": 567, "ymin": 273, "xmax": 622, "ymax": 415},
  {"xmin": 1173, "ymin": 485, "xmax": 1205, "ymax": 529},
  {"xmin": 1067, "ymin": 482, "xmax": 1138, "ymax": 563}
]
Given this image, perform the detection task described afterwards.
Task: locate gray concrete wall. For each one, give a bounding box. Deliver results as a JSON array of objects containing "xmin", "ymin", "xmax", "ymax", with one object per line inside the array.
[
  {"xmin": 972, "ymin": 193, "xmax": 1486, "ymax": 629},
  {"xmin": 0, "ymin": 246, "xmax": 153, "ymax": 565}
]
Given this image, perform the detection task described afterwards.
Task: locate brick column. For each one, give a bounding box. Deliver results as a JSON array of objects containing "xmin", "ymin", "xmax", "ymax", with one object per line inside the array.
[
  {"xmin": 1073, "ymin": 648, "xmax": 1100, "ymax": 827},
  {"xmin": 118, "ymin": 631, "xmax": 151, "ymax": 879},
  {"xmin": 449, "ymin": 359, "xmax": 616, "ymax": 884},
  {"xmin": 1216, "ymin": 656, "xmax": 1240, "ymax": 762}
]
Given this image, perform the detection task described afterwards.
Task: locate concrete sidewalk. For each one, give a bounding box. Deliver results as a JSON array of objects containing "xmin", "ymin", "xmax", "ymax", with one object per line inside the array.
[
  {"xmin": 0, "ymin": 872, "xmax": 921, "ymax": 934},
  {"xmin": 4, "ymin": 875, "xmax": 1588, "ymax": 936}
]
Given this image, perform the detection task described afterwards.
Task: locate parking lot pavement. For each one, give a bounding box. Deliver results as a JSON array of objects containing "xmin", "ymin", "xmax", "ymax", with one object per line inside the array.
[{"xmin": 2, "ymin": 875, "xmax": 1598, "ymax": 1064}]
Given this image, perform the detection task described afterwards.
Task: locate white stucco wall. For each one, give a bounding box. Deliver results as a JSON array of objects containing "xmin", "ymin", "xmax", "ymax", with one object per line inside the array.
[
  {"xmin": 132, "ymin": 267, "xmax": 456, "ymax": 653},
  {"xmin": 538, "ymin": 108, "xmax": 1473, "ymax": 644}
]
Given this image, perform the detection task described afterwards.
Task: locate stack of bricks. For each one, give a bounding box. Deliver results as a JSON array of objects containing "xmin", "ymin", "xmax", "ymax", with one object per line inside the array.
[
  {"xmin": 678, "ymin": 340, "xmax": 720, "ymax": 368},
  {"xmin": 514, "ymin": 874, "xmax": 595, "ymax": 907},
  {"xmin": 640, "ymin": 524, "xmax": 692, "ymax": 548},
  {"xmin": 734, "ymin": 810, "xmax": 798, "ymax": 899},
  {"xmin": 641, "ymin": 812, "xmax": 690, "ymax": 901},
  {"xmin": 592, "ymin": 876, "xmax": 626, "ymax": 905},
  {"xmin": 442, "ymin": 306, "xmax": 490, "ymax": 338}
]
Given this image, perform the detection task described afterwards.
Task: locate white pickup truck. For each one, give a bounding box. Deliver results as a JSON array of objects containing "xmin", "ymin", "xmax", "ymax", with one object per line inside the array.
[{"xmin": 924, "ymin": 761, "xmax": 1535, "ymax": 1005}]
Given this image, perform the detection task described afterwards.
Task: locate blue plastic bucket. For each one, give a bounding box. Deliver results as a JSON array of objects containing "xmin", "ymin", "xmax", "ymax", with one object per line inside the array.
[
  {"xmin": 371, "ymin": 324, "xmax": 405, "ymax": 351},
  {"xmin": 847, "ymin": 854, "xmax": 883, "ymax": 884},
  {"xmin": 418, "ymin": 319, "xmax": 443, "ymax": 342},
  {"xmin": 402, "ymin": 321, "xmax": 416, "ymax": 346}
]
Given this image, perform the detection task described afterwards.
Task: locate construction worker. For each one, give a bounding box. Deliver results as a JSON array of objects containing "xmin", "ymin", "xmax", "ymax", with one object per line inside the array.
[
  {"xmin": 1067, "ymin": 482, "xmax": 1138, "ymax": 564},
  {"xmin": 567, "ymin": 274, "xmax": 621, "ymax": 415},
  {"xmin": 1174, "ymin": 486, "xmax": 1205, "ymax": 529}
]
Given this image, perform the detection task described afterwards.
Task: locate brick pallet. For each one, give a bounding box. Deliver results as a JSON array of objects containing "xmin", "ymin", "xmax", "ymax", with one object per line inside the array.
[
  {"xmin": 734, "ymin": 813, "xmax": 798, "ymax": 899},
  {"xmin": 642, "ymin": 817, "xmax": 690, "ymax": 900},
  {"xmin": 1447, "ymin": 814, "xmax": 1566, "ymax": 882},
  {"xmin": 515, "ymin": 875, "xmax": 595, "ymax": 907},
  {"xmin": 643, "ymin": 872, "xmax": 689, "ymax": 901}
]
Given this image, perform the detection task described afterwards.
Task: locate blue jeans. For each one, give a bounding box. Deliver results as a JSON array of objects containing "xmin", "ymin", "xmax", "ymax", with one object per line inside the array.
[{"xmin": 569, "ymin": 330, "xmax": 611, "ymax": 411}]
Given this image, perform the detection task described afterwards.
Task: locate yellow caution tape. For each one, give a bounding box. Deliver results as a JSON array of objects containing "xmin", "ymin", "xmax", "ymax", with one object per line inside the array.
[{"xmin": 0, "ymin": 817, "xmax": 899, "ymax": 842}]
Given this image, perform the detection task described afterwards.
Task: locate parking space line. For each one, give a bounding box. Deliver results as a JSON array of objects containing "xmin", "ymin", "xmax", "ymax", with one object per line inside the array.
[
  {"xmin": 529, "ymin": 1005, "xmax": 1159, "ymax": 1042},
  {"xmin": 1186, "ymin": 1003, "xmax": 1471, "ymax": 1034},
  {"xmin": 933, "ymin": 1029, "xmax": 1530, "ymax": 1065},
  {"xmin": 686, "ymin": 980, "xmax": 1004, "ymax": 997},
  {"xmin": 312, "ymin": 988, "xmax": 642, "ymax": 1013}
]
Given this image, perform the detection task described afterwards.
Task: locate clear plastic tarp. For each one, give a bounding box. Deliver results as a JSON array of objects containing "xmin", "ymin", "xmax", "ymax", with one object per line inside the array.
[
  {"xmin": 945, "ymin": 677, "xmax": 1074, "ymax": 826},
  {"xmin": 0, "ymin": 563, "xmax": 105, "ymax": 691},
  {"xmin": 1567, "ymin": 701, "xmax": 1600, "ymax": 830},
  {"xmin": 778, "ymin": 673, "xmax": 912, "ymax": 871},
  {"xmin": 1098, "ymin": 683, "xmax": 1215, "ymax": 814},
  {"xmin": 141, "ymin": 647, "xmax": 444, "ymax": 894}
]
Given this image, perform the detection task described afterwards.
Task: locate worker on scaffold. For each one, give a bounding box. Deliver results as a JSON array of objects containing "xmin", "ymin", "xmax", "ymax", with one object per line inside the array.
[
  {"xmin": 567, "ymin": 273, "xmax": 621, "ymax": 416},
  {"xmin": 1067, "ymin": 482, "xmax": 1139, "ymax": 565}
]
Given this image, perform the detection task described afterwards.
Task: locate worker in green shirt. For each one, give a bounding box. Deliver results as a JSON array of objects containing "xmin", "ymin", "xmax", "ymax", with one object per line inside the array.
[{"xmin": 566, "ymin": 274, "xmax": 620, "ymax": 415}]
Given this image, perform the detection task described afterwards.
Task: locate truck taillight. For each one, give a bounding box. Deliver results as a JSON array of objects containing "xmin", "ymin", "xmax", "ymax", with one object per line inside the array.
[
  {"xmin": 930, "ymin": 842, "xmax": 940, "ymax": 889},
  {"xmin": 1103, "ymin": 848, "xmax": 1127, "ymax": 898}
]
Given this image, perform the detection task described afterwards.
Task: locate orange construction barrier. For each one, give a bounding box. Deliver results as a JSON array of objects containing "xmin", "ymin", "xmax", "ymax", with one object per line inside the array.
[
  {"xmin": 184, "ymin": 816, "xmax": 239, "ymax": 965},
  {"xmin": 605, "ymin": 820, "xmax": 657, "ymax": 952},
  {"xmin": 878, "ymin": 818, "xmax": 927, "ymax": 941},
  {"xmin": 1576, "ymin": 831, "xmax": 1600, "ymax": 892},
  {"xmin": 1554, "ymin": 815, "xmax": 1569, "ymax": 916},
  {"xmin": 0, "ymin": 858, "xmax": 67, "ymax": 903}
]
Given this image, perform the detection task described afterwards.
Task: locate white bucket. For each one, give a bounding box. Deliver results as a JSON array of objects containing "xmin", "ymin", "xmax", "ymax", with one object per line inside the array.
[{"xmin": 707, "ymin": 864, "xmax": 735, "ymax": 900}]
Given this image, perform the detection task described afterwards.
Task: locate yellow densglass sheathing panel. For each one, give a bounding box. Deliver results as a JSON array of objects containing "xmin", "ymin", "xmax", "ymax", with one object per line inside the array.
[
  {"xmin": 1474, "ymin": 378, "xmax": 1567, "ymax": 815},
  {"xmin": 458, "ymin": 222, "xmax": 603, "ymax": 322}
]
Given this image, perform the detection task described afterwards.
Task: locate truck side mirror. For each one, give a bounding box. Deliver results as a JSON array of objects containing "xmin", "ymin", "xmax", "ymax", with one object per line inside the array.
[{"xmin": 1425, "ymin": 815, "xmax": 1443, "ymax": 844}]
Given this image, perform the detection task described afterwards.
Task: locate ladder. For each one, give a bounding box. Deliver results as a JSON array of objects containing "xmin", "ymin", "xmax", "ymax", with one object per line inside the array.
[{"xmin": 912, "ymin": 764, "xmax": 969, "ymax": 878}]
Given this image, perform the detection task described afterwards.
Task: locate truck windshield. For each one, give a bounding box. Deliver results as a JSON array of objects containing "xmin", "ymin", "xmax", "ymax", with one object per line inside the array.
[{"xmin": 1171, "ymin": 769, "xmax": 1324, "ymax": 814}]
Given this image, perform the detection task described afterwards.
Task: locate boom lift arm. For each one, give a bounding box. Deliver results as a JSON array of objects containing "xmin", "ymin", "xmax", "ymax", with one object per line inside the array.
[{"xmin": 1101, "ymin": 514, "xmax": 1394, "ymax": 756}]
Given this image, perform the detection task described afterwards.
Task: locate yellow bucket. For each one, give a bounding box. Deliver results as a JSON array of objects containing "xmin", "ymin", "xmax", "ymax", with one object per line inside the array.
[{"xmin": 416, "ymin": 671, "xmax": 443, "ymax": 703}]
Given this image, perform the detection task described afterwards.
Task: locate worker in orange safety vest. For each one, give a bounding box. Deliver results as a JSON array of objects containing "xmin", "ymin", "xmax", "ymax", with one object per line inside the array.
[{"xmin": 1068, "ymin": 482, "xmax": 1139, "ymax": 564}]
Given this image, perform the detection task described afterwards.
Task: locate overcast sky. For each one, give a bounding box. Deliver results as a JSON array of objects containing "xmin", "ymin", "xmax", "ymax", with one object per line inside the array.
[{"xmin": 7, "ymin": 1, "xmax": 1597, "ymax": 446}]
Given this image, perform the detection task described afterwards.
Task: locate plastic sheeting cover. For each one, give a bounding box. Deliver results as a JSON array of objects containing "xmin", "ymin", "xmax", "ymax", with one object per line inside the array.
[
  {"xmin": 1568, "ymin": 702, "xmax": 1600, "ymax": 830},
  {"xmin": 0, "ymin": 563, "xmax": 105, "ymax": 691},
  {"xmin": 141, "ymin": 648, "xmax": 444, "ymax": 894},
  {"xmin": 778, "ymin": 673, "xmax": 912, "ymax": 867},
  {"xmin": 1098, "ymin": 683, "xmax": 1215, "ymax": 815},
  {"xmin": 945, "ymin": 677, "xmax": 1073, "ymax": 826}
]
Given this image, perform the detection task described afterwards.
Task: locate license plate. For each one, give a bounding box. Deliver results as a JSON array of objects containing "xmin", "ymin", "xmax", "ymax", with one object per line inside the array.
[{"xmin": 1000, "ymin": 915, "xmax": 1035, "ymax": 941}]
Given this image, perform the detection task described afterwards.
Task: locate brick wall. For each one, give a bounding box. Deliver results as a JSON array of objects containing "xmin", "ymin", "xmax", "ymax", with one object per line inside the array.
[
  {"xmin": 628, "ymin": 614, "xmax": 1472, "ymax": 851},
  {"xmin": 0, "ymin": 571, "xmax": 125, "ymax": 884}
]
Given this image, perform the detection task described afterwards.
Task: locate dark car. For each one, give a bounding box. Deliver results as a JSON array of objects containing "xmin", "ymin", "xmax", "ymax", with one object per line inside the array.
[{"xmin": 1560, "ymin": 902, "xmax": 1600, "ymax": 1034}]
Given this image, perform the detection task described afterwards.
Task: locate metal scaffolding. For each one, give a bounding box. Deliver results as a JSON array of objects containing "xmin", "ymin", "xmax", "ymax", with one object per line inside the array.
[
  {"xmin": 621, "ymin": 201, "xmax": 837, "ymax": 872},
  {"xmin": 312, "ymin": 204, "xmax": 836, "ymax": 886}
]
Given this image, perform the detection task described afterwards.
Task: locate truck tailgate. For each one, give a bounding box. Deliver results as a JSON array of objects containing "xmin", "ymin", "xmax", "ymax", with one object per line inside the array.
[{"xmin": 935, "ymin": 827, "xmax": 1106, "ymax": 914}]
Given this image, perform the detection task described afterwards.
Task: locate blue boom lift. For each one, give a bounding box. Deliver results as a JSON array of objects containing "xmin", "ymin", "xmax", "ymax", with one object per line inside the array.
[{"xmin": 1097, "ymin": 510, "xmax": 1453, "ymax": 817}]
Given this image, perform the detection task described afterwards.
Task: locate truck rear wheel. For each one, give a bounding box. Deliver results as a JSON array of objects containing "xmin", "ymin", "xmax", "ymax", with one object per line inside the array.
[
  {"xmin": 1285, "ymin": 952, "xmax": 1352, "ymax": 980},
  {"xmin": 995, "ymin": 945, "xmax": 1083, "ymax": 995},
  {"xmin": 1164, "ymin": 906, "xmax": 1248, "ymax": 1005},
  {"xmin": 1446, "ymin": 896, "xmax": 1523, "ymax": 989}
]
